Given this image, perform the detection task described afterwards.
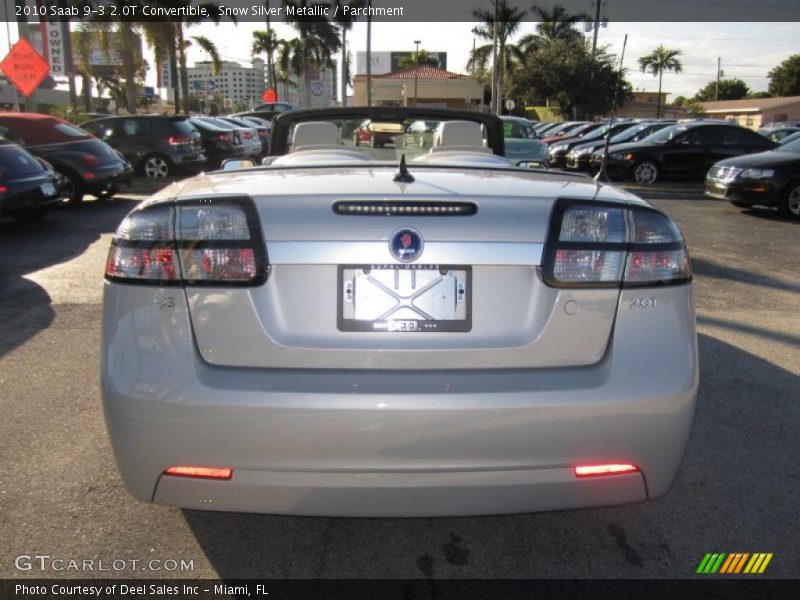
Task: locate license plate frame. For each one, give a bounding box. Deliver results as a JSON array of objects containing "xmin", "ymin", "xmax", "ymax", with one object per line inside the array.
[{"xmin": 338, "ymin": 264, "xmax": 472, "ymax": 333}]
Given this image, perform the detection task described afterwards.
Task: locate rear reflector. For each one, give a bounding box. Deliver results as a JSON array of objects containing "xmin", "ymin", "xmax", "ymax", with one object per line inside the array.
[
  {"xmin": 574, "ymin": 464, "xmax": 639, "ymax": 478},
  {"xmin": 164, "ymin": 466, "xmax": 233, "ymax": 480}
]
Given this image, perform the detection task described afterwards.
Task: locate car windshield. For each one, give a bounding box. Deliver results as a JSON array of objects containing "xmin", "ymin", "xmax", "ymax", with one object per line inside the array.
[
  {"xmin": 776, "ymin": 137, "xmax": 800, "ymax": 153},
  {"xmin": 0, "ymin": 143, "xmax": 44, "ymax": 178},
  {"xmin": 644, "ymin": 124, "xmax": 687, "ymax": 144},
  {"xmin": 609, "ymin": 123, "xmax": 655, "ymax": 143},
  {"xmin": 53, "ymin": 123, "xmax": 92, "ymax": 138},
  {"xmin": 280, "ymin": 116, "xmax": 492, "ymax": 161},
  {"xmin": 778, "ymin": 131, "xmax": 800, "ymax": 145}
]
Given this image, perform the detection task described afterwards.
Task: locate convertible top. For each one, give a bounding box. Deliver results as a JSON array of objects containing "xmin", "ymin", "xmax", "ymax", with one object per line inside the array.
[{"xmin": 268, "ymin": 107, "xmax": 506, "ymax": 157}]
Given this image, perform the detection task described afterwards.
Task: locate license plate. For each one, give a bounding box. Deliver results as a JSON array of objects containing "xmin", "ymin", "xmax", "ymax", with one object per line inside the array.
[
  {"xmin": 40, "ymin": 182, "xmax": 56, "ymax": 196},
  {"xmin": 339, "ymin": 265, "xmax": 471, "ymax": 332}
]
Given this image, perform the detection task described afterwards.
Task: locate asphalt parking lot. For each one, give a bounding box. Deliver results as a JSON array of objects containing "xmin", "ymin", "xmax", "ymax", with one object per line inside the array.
[{"xmin": 0, "ymin": 182, "xmax": 797, "ymax": 580}]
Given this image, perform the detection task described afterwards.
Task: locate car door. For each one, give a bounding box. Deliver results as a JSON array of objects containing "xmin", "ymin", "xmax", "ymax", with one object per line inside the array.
[
  {"xmin": 661, "ymin": 128, "xmax": 708, "ymax": 176},
  {"xmin": 117, "ymin": 118, "xmax": 153, "ymax": 165}
]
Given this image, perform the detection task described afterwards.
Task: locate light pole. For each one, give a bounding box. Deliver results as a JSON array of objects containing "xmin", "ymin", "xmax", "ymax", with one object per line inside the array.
[{"xmin": 413, "ymin": 40, "xmax": 421, "ymax": 107}]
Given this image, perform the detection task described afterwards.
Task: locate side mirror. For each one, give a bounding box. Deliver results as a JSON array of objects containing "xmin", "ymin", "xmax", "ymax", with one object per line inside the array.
[{"xmin": 221, "ymin": 158, "xmax": 255, "ymax": 171}]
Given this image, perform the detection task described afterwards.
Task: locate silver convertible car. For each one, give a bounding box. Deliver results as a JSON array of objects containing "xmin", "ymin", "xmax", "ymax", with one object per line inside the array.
[{"xmin": 101, "ymin": 108, "xmax": 697, "ymax": 517}]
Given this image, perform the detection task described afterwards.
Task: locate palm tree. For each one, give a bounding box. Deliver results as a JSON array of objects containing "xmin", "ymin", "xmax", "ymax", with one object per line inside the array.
[
  {"xmin": 331, "ymin": 1, "xmax": 363, "ymax": 107},
  {"xmin": 638, "ymin": 45, "xmax": 683, "ymax": 118},
  {"xmin": 282, "ymin": 1, "xmax": 341, "ymax": 106},
  {"xmin": 469, "ymin": 0, "xmax": 526, "ymax": 114},
  {"xmin": 523, "ymin": 3, "xmax": 589, "ymax": 47},
  {"xmin": 397, "ymin": 49, "xmax": 440, "ymax": 69},
  {"xmin": 175, "ymin": 26, "xmax": 222, "ymax": 115},
  {"xmin": 252, "ymin": 29, "xmax": 284, "ymax": 96}
]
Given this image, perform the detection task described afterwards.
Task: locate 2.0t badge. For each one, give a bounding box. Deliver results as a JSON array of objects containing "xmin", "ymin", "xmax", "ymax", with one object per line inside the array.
[{"xmin": 389, "ymin": 227, "xmax": 424, "ymax": 262}]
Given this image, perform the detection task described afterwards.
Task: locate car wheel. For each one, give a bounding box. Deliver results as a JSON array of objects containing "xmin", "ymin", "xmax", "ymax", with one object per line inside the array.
[
  {"xmin": 632, "ymin": 160, "xmax": 660, "ymax": 184},
  {"xmin": 11, "ymin": 208, "xmax": 48, "ymax": 223},
  {"xmin": 142, "ymin": 154, "xmax": 171, "ymax": 178},
  {"xmin": 61, "ymin": 172, "xmax": 84, "ymax": 206},
  {"xmin": 782, "ymin": 181, "xmax": 800, "ymax": 219}
]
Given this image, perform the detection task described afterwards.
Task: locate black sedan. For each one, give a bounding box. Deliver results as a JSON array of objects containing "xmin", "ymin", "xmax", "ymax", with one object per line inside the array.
[
  {"xmin": 188, "ymin": 118, "xmax": 246, "ymax": 168},
  {"xmin": 705, "ymin": 135, "xmax": 800, "ymax": 218},
  {"xmin": 0, "ymin": 141, "xmax": 64, "ymax": 222},
  {"xmin": 0, "ymin": 113, "xmax": 133, "ymax": 204},
  {"xmin": 598, "ymin": 122, "xmax": 776, "ymax": 184},
  {"xmin": 572, "ymin": 122, "xmax": 672, "ymax": 172}
]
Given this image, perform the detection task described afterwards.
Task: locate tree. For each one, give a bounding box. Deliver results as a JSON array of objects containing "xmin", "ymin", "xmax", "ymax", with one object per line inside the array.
[
  {"xmin": 694, "ymin": 78, "xmax": 750, "ymax": 101},
  {"xmin": 510, "ymin": 38, "xmax": 631, "ymax": 118},
  {"xmin": 252, "ymin": 29, "xmax": 284, "ymax": 96},
  {"xmin": 397, "ymin": 49, "xmax": 440, "ymax": 69},
  {"xmin": 469, "ymin": 0, "xmax": 526, "ymax": 114},
  {"xmin": 767, "ymin": 54, "xmax": 800, "ymax": 97},
  {"xmin": 281, "ymin": 1, "xmax": 341, "ymax": 107},
  {"xmin": 331, "ymin": 1, "xmax": 364, "ymax": 107},
  {"xmin": 518, "ymin": 3, "xmax": 590, "ymax": 50},
  {"xmin": 638, "ymin": 45, "xmax": 683, "ymax": 118}
]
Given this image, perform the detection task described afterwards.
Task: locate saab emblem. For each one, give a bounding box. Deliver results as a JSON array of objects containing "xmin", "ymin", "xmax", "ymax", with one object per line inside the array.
[{"xmin": 390, "ymin": 227, "xmax": 423, "ymax": 262}]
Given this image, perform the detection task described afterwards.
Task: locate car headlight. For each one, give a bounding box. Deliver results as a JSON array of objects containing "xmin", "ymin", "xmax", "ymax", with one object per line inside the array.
[
  {"xmin": 576, "ymin": 147, "xmax": 593, "ymax": 157},
  {"xmin": 740, "ymin": 168, "xmax": 774, "ymax": 179},
  {"xmin": 550, "ymin": 144, "xmax": 568, "ymax": 155}
]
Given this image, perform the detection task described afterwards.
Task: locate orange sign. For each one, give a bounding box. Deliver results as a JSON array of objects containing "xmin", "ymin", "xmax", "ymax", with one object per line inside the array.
[
  {"xmin": 262, "ymin": 88, "xmax": 277, "ymax": 103},
  {"xmin": 0, "ymin": 38, "xmax": 50, "ymax": 97}
]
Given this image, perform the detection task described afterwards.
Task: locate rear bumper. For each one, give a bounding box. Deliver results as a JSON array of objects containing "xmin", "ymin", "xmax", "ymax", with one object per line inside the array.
[
  {"xmin": 84, "ymin": 163, "xmax": 133, "ymax": 194},
  {"xmin": 101, "ymin": 283, "xmax": 697, "ymax": 516}
]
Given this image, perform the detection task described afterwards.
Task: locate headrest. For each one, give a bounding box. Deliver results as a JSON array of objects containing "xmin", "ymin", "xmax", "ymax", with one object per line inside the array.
[
  {"xmin": 292, "ymin": 121, "xmax": 340, "ymax": 151},
  {"xmin": 434, "ymin": 121, "xmax": 485, "ymax": 148}
]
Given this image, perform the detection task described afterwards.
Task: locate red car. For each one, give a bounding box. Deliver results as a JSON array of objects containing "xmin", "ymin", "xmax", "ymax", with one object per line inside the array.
[{"xmin": 352, "ymin": 119, "xmax": 397, "ymax": 148}]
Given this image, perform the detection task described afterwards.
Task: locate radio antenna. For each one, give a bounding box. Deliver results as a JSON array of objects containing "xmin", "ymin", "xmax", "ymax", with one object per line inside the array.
[{"xmin": 595, "ymin": 34, "xmax": 628, "ymax": 183}]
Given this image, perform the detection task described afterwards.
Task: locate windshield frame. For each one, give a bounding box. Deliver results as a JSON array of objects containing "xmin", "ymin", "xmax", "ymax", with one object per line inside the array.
[{"xmin": 269, "ymin": 107, "xmax": 505, "ymax": 156}]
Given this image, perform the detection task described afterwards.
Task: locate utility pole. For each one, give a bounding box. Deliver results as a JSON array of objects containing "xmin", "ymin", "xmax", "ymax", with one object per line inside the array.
[
  {"xmin": 366, "ymin": 0, "xmax": 372, "ymax": 107},
  {"xmin": 491, "ymin": 0, "xmax": 498, "ymax": 114},
  {"xmin": 715, "ymin": 57, "xmax": 722, "ymax": 100},
  {"xmin": 413, "ymin": 40, "xmax": 420, "ymax": 107},
  {"xmin": 591, "ymin": 0, "xmax": 603, "ymax": 57}
]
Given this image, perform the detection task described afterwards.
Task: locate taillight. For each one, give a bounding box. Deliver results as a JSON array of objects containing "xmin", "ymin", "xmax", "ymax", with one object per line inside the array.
[
  {"xmin": 241, "ymin": 131, "xmax": 253, "ymax": 140},
  {"xmin": 105, "ymin": 198, "xmax": 268, "ymax": 286},
  {"xmin": 217, "ymin": 132, "xmax": 231, "ymax": 142},
  {"xmin": 542, "ymin": 199, "xmax": 691, "ymax": 288},
  {"xmin": 0, "ymin": 185, "xmax": 7, "ymax": 194},
  {"xmin": 82, "ymin": 153, "xmax": 99, "ymax": 166},
  {"xmin": 168, "ymin": 135, "xmax": 191, "ymax": 145}
]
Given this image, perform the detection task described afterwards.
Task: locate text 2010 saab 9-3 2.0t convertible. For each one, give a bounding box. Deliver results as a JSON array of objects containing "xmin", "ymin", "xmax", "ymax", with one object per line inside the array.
[{"xmin": 101, "ymin": 108, "xmax": 697, "ymax": 517}]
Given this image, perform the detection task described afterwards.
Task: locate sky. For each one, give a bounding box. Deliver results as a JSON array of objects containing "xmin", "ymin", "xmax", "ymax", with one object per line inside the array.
[{"xmin": 1, "ymin": 19, "xmax": 799, "ymax": 101}]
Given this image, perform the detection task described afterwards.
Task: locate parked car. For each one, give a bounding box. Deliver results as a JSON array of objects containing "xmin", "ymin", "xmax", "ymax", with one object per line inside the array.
[
  {"xmin": 0, "ymin": 140, "xmax": 63, "ymax": 222},
  {"xmin": 501, "ymin": 116, "xmax": 548, "ymax": 167},
  {"xmin": 252, "ymin": 102, "xmax": 302, "ymax": 115},
  {"xmin": 757, "ymin": 126, "xmax": 800, "ymax": 143},
  {"xmin": 540, "ymin": 121, "xmax": 594, "ymax": 145},
  {"xmin": 597, "ymin": 122, "xmax": 776, "ymax": 184},
  {"xmin": 194, "ymin": 116, "xmax": 261, "ymax": 159},
  {"xmin": 353, "ymin": 118, "xmax": 399, "ymax": 148},
  {"xmin": 705, "ymin": 134, "xmax": 800, "ymax": 218},
  {"xmin": 533, "ymin": 122, "xmax": 561, "ymax": 135},
  {"xmin": 551, "ymin": 122, "xmax": 637, "ymax": 169},
  {"xmin": 218, "ymin": 116, "xmax": 269, "ymax": 156},
  {"xmin": 102, "ymin": 107, "xmax": 697, "ymax": 517},
  {"xmin": 82, "ymin": 115, "xmax": 206, "ymax": 179},
  {"xmin": 188, "ymin": 118, "xmax": 246, "ymax": 167},
  {"xmin": 0, "ymin": 113, "xmax": 132, "ymax": 204},
  {"xmin": 568, "ymin": 122, "xmax": 672, "ymax": 172},
  {"xmin": 236, "ymin": 115, "xmax": 272, "ymax": 153}
]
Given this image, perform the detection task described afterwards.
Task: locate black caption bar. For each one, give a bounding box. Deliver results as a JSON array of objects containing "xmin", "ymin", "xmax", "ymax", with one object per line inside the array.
[
  {"xmin": 15, "ymin": 0, "xmax": 800, "ymax": 22},
  {"xmin": 2, "ymin": 579, "xmax": 797, "ymax": 600}
]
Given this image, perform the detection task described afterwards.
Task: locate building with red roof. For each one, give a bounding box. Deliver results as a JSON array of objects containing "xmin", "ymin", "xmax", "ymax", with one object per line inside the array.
[{"xmin": 353, "ymin": 66, "xmax": 484, "ymax": 110}]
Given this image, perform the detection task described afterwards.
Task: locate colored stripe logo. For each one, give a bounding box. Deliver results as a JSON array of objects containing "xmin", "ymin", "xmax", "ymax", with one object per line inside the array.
[{"xmin": 696, "ymin": 553, "xmax": 773, "ymax": 574}]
